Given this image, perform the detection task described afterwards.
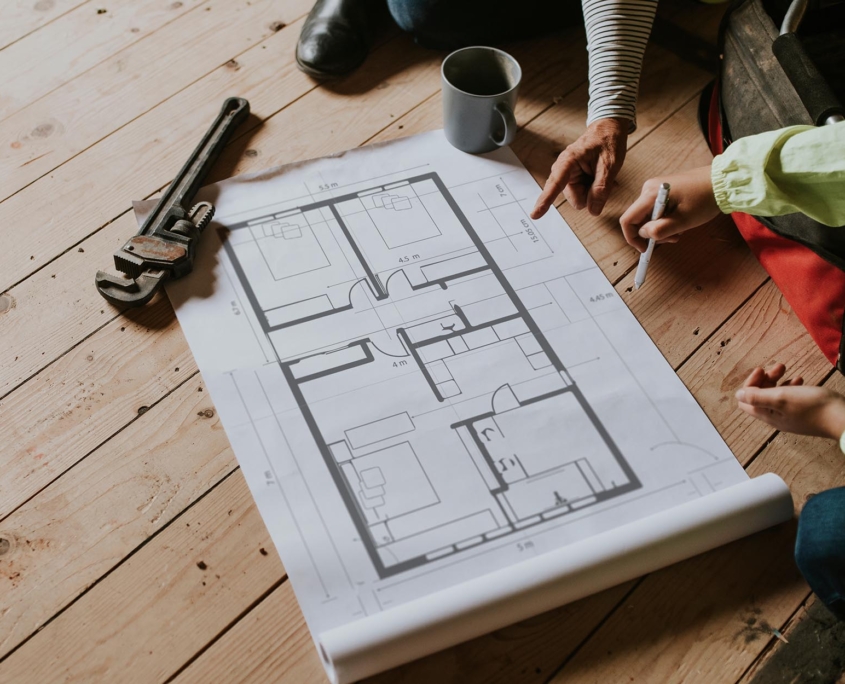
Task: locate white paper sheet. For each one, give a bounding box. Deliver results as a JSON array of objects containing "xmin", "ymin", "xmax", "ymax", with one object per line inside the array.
[{"xmin": 137, "ymin": 131, "xmax": 793, "ymax": 683}]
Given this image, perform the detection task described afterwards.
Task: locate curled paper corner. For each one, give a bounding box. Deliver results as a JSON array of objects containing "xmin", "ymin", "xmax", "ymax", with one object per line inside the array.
[
  {"xmin": 316, "ymin": 474, "xmax": 792, "ymax": 684},
  {"xmin": 318, "ymin": 641, "xmax": 339, "ymax": 684}
]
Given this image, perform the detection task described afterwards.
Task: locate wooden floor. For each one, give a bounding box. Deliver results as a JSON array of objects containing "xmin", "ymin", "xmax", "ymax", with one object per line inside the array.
[{"xmin": 1, "ymin": 1, "xmax": 843, "ymax": 682}]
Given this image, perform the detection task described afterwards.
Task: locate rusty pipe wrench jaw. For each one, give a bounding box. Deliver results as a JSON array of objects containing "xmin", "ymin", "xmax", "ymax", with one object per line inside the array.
[
  {"xmin": 95, "ymin": 201, "xmax": 215, "ymax": 306},
  {"xmin": 94, "ymin": 268, "xmax": 168, "ymax": 307}
]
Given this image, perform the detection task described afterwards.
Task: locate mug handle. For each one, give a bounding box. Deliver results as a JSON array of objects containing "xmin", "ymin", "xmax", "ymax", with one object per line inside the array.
[{"xmin": 491, "ymin": 102, "xmax": 516, "ymax": 147}]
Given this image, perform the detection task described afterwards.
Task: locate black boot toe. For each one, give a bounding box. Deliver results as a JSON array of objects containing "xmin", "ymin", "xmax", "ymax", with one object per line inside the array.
[
  {"xmin": 295, "ymin": 0, "xmax": 382, "ymax": 78},
  {"xmin": 296, "ymin": 19, "xmax": 368, "ymax": 77}
]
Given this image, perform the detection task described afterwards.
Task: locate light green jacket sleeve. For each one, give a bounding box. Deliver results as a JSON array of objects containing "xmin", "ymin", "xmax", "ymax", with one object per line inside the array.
[{"xmin": 711, "ymin": 122, "xmax": 845, "ymax": 227}]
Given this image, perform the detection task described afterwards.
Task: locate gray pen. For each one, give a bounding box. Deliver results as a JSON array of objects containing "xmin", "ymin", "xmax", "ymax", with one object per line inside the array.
[{"xmin": 634, "ymin": 182, "xmax": 670, "ymax": 290}]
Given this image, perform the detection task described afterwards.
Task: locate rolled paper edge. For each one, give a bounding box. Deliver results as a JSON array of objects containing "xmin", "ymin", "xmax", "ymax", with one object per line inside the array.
[{"xmin": 318, "ymin": 473, "xmax": 793, "ymax": 684}]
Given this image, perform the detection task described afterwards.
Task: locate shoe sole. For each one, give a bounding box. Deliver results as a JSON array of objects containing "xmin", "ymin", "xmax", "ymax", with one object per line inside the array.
[{"xmin": 295, "ymin": 53, "xmax": 364, "ymax": 80}]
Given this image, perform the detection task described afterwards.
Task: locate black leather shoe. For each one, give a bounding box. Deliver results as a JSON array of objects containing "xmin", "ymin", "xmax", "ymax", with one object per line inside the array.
[{"xmin": 296, "ymin": 0, "xmax": 382, "ymax": 78}]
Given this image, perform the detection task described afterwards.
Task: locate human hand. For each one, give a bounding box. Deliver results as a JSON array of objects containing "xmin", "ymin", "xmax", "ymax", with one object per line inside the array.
[
  {"xmin": 619, "ymin": 166, "xmax": 721, "ymax": 253},
  {"xmin": 530, "ymin": 118, "xmax": 628, "ymax": 220},
  {"xmin": 735, "ymin": 363, "xmax": 845, "ymax": 439}
]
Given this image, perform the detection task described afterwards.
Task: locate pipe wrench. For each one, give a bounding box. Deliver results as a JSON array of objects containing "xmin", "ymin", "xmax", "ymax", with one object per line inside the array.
[{"xmin": 95, "ymin": 97, "xmax": 250, "ymax": 306}]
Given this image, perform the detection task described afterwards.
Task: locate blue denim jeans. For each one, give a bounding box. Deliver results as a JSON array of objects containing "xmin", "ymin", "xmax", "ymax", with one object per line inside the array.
[
  {"xmin": 795, "ymin": 487, "xmax": 845, "ymax": 620},
  {"xmin": 385, "ymin": 0, "xmax": 581, "ymax": 49}
]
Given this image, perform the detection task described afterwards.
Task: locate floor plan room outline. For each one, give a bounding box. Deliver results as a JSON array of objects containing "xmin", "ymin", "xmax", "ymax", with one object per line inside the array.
[{"xmin": 223, "ymin": 173, "xmax": 642, "ymax": 578}]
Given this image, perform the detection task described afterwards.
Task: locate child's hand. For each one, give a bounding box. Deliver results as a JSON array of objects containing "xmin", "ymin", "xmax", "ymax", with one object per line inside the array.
[
  {"xmin": 619, "ymin": 166, "xmax": 721, "ymax": 252},
  {"xmin": 735, "ymin": 363, "xmax": 845, "ymax": 439}
]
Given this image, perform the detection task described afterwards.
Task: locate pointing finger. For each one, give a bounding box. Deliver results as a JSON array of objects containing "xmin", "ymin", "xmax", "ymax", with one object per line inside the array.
[{"xmin": 531, "ymin": 152, "xmax": 577, "ymax": 219}]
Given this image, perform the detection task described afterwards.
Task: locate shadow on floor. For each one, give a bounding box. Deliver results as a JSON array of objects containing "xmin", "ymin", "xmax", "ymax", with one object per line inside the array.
[{"xmin": 746, "ymin": 599, "xmax": 845, "ymax": 684}]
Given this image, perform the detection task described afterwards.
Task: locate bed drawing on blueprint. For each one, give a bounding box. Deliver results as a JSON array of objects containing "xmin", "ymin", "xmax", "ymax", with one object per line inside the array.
[{"xmin": 222, "ymin": 172, "xmax": 640, "ymax": 578}]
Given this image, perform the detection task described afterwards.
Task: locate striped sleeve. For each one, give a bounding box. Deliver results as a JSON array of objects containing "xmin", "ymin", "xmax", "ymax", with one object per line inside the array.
[{"xmin": 582, "ymin": 0, "xmax": 658, "ymax": 130}]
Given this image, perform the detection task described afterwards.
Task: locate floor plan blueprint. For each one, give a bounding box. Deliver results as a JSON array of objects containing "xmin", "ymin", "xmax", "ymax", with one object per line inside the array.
[
  {"xmin": 154, "ymin": 131, "xmax": 760, "ymax": 647},
  {"xmin": 222, "ymin": 172, "xmax": 639, "ymax": 578}
]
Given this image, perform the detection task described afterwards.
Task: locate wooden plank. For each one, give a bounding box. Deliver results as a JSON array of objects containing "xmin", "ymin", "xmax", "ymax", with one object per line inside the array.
[
  {"xmin": 171, "ymin": 582, "xmax": 328, "ymax": 684},
  {"xmin": 0, "ymin": 472, "xmax": 283, "ymax": 683},
  {"xmin": 0, "ymin": 297, "xmax": 194, "ymax": 518},
  {"xmin": 0, "ymin": 16, "xmax": 403, "ymax": 297},
  {"xmin": 0, "ymin": 215, "xmax": 136, "ymax": 398},
  {"xmin": 0, "ymin": 374, "xmax": 234, "ymax": 658},
  {"xmin": 0, "ymin": 0, "xmax": 311, "ymax": 205},
  {"xmin": 541, "ymin": 438, "xmax": 843, "ymax": 684},
  {"xmin": 405, "ymin": 591, "xmax": 641, "ymax": 684},
  {"xmin": 172, "ymin": 581, "xmax": 330, "ymax": 684},
  {"xmin": 0, "ymin": 0, "xmax": 89, "ymax": 52},
  {"xmin": 679, "ymin": 282, "xmax": 832, "ymax": 463},
  {"xmin": 204, "ymin": 30, "xmax": 585, "ymax": 183},
  {"xmin": 0, "ymin": 0, "xmax": 205, "ymax": 122},
  {"xmin": 617, "ymin": 214, "xmax": 765, "ymax": 369},
  {"xmin": 543, "ymin": 524, "xmax": 805, "ymax": 684},
  {"xmin": 0, "ymin": 17, "xmax": 404, "ymax": 298},
  {"xmin": 0, "ymin": 17, "xmax": 314, "ymax": 394},
  {"xmin": 171, "ymin": 582, "xmax": 635, "ymax": 684}
]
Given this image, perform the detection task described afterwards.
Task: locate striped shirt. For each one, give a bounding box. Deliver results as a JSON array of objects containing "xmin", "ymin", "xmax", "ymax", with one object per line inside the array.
[{"xmin": 583, "ymin": 0, "xmax": 659, "ymax": 130}]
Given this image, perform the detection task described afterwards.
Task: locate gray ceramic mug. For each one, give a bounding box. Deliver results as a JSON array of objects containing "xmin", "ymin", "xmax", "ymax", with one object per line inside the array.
[{"xmin": 441, "ymin": 46, "xmax": 522, "ymax": 154}]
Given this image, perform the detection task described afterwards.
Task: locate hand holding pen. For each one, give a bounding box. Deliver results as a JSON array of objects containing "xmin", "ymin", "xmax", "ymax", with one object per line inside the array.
[
  {"xmin": 619, "ymin": 167, "xmax": 723, "ymax": 253},
  {"xmin": 633, "ymin": 182, "xmax": 670, "ymax": 289}
]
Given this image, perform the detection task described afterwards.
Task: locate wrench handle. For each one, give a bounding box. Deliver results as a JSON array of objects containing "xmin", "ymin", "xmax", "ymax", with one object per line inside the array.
[{"xmin": 141, "ymin": 97, "xmax": 250, "ymax": 236}]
